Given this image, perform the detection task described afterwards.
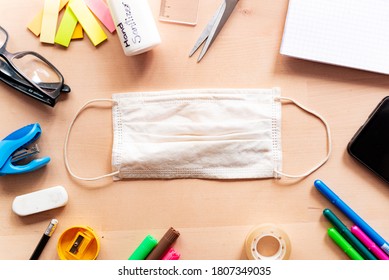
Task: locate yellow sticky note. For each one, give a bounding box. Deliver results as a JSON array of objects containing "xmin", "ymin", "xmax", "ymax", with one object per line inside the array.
[
  {"xmin": 28, "ymin": 0, "xmax": 69, "ymax": 36},
  {"xmin": 72, "ymin": 23, "xmax": 84, "ymax": 39},
  {"xmin": 55, "ymin": 3, "xmax": 78, "ymax": 47},
  {"xmin": 40, "ymin": 0, "xmax": 61, "ymax": 44},
  {"xmin": 69, "ymin": 0, "xmax": 107, "ymax": 46}
]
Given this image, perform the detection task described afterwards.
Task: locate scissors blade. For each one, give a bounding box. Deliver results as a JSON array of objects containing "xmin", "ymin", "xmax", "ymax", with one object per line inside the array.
[
  {"xmin": 197, "ymin": 0, "xmax": 239, "ymax": 62},
  {"xmin": 189, "ymin": 1, "xmax": 225, "ymax": 57}
]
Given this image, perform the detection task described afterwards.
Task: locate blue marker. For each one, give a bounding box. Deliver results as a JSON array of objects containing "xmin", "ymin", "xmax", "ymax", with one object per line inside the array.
[{"xmin": 314, "ymin": 179, "xmax": 389, "ymax": 256}]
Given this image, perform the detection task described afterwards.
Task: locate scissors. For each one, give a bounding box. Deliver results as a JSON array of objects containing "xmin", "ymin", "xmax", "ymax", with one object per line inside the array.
[{"xmin": 189, "ymin": 0, "xmax": 239, "ymax": 62}]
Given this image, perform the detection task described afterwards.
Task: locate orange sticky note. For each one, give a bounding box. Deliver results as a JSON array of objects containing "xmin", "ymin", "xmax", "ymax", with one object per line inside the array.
[{"xmin": 72, "ymin": 23, "xmax": 84, "ymax": 39}]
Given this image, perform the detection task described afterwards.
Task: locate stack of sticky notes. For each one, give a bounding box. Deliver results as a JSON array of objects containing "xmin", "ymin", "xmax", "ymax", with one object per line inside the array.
[{"xmin": 28, "ymin": 0, "xmax": 116, "ymax": 47}]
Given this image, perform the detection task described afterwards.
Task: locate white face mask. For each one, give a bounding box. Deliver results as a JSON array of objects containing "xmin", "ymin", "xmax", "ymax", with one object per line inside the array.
[{"xmin": 64, "ymin": 88, "xmax": 331, "ymax": 181}]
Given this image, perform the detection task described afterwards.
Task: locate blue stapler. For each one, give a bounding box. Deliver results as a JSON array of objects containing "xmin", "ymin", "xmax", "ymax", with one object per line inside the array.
[{"xmin": 0, "ymin": 123, "xmax": 50, "ymax": 175}]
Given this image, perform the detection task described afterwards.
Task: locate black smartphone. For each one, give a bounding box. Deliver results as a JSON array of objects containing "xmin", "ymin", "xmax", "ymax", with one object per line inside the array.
[{"xmin": 347, "ymin": 96, "xmax": 389, "ymax": 184}]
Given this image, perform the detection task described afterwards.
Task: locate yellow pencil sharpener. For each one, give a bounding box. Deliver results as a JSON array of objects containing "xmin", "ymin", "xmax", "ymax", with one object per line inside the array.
[{"xmin": 57, "ymin": 225, "xmax": 100, "ymax": 260}]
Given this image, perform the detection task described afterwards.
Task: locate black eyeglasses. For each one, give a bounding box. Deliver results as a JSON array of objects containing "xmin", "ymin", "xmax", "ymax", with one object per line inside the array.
[{"xmin": 0, "ymin": 26, "xmax": 70, "ymax": 106}]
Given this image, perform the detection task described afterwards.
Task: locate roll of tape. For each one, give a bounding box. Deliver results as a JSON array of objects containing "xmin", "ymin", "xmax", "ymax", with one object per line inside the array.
[{"xmin": 245, "ymin": 224, "xmax": 291, "ymax": 260}]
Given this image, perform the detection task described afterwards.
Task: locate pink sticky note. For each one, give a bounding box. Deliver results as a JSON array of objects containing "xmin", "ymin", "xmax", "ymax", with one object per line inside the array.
[{"xmin": 84, "ymin": 0, "xmax": 115, "ymax": 33}]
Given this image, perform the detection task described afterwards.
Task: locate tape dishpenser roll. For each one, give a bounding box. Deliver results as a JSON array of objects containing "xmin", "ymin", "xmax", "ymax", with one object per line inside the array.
[{"xmin": 245, "ymin": 224, "xmax": 291, "ymax": 260}]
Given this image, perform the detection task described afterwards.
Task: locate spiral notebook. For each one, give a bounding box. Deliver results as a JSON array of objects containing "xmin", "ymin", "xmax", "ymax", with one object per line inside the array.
[{"xmin": 280, "ymin": 0, "xmax": 389, "ymax": 75}]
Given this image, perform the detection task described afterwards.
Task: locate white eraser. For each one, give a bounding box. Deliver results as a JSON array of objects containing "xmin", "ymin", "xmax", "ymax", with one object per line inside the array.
[{"xmin": 12, "ymin": 186, "xmax": 68, "ymax": 216}]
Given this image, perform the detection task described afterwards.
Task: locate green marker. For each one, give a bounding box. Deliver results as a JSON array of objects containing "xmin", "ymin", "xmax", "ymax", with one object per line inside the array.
[
  {"xmin": 327, "ymin": 228, "xmax": 364, "ymax": 260},
  {"xmin": 323, "ymin": 209, "xmax": 376, "ymax": 260},
  {"xmin": 128, "ymin": 235, "xmax": 158, "ymax": 260}
]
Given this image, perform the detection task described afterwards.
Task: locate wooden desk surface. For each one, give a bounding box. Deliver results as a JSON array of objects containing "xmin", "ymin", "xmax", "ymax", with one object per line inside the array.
[{"xmin": 1, "ymin": 0, "xmax": 389, "ymax": 260}]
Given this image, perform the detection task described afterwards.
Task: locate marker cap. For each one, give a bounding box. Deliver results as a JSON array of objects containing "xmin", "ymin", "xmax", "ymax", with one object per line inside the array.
[
  {"xmin": 128, "ymin": 235, "xmax": 158, "ymax": 260},
  {"xmin": 327, "ymin": 228, "xmax": 364, "ymax": 260}
]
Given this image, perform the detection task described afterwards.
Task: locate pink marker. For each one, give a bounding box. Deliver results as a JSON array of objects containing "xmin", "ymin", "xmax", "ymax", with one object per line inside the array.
[
  {"xmin": 161, "ymin": 248, "xmax": 180, "ymax": 260},
  {"xmin": 351, "ymin": 225, "xmax": 389, "ymax": 260}
]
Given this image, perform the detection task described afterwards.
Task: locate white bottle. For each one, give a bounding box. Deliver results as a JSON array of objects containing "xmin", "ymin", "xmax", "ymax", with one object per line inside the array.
[{"xmin": 107, "ymin": 0, "xmax": 161, "ymax": 56}]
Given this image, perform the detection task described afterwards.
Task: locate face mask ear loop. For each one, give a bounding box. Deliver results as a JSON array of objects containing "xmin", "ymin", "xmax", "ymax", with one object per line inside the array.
[
  {"xmin": 274, "ymin": 96, "xmax": 332, "ymax": 179},
  {"xmin": 64, "ymin": 99, "xmax": 120, "ymax": 181}
]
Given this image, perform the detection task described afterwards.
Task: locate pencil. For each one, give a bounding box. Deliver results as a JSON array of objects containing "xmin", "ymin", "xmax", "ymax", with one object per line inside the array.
[{"xmin": 30, "ymin": 219, "xmax": 58, "ymax": 260}]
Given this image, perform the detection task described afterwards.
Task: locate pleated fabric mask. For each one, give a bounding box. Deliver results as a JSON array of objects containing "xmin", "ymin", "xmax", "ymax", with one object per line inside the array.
[{"xmin": 64, "ymin": 88, "xmax": 331, "ymax": 181}]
